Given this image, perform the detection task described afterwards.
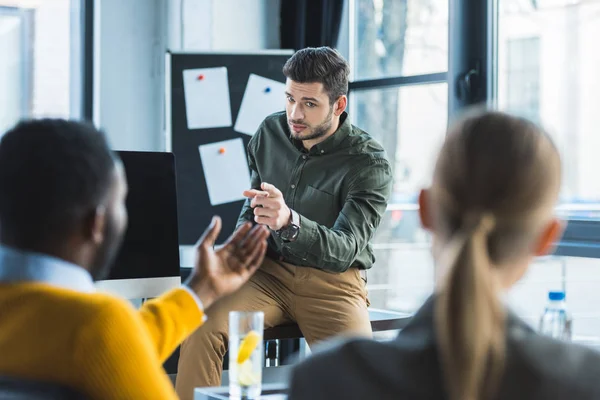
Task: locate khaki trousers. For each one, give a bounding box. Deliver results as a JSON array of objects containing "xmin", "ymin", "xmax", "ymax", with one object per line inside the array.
[{"xmin": 175, "ymin": 257, "xmax": 371, "ymax": 400}]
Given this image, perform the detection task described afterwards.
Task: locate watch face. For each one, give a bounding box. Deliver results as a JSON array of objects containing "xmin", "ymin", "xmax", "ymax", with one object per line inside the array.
[
  {"xmin": 281, "ymin": 224, "xmax": 300, "ymax": 241},
  {"xmin": 289, "ymin": 225, "xmax": 300, "ymax": 240}
]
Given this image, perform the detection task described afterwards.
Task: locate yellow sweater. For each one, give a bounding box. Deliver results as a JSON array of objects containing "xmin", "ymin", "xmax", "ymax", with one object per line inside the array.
[{"xmin": 0, "ymin": 282, "xmax": 204, "ymax": 399}]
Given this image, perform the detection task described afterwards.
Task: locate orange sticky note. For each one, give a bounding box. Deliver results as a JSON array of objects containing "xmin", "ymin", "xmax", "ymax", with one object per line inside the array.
[{"xmin": 218, "ymin": 147, "xmax": 226, "ymax": 154}]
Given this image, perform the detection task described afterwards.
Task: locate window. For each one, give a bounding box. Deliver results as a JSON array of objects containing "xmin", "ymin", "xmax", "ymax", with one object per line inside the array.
[
  {"xmin": 504, "ymin": 36, "xmax": 540, "ymax": 123},
  {"xmin": 348, "ymin": 0, "xmax": 449, "ymax": 313},
  {"xmin": 348, "ymin": 0, "xmax": 600, "ymax": 345},
  {"xmin": 498, "ymin": 0, "xmax": 600, "ymax": 210},
  {"xmin": 0, "ymin": 0, "xmax": 86, "ymax": 134},
  {"xmin": 352, "ymin": 84, "xmax": 447, "ymax": 197},
  {"xmin": 352, "ymin": 0, "xmax": 448, "ymax": 80},
  {"xmin": 497, "ymin": 0, "xmax": 600, "ymax": 342},
  {"xmin": 352, "ymin": 84, "xmax": 447, "ymax": 311},
  {"xmin": 0, "ymin": 6, "xmax": 31, "ymax": 133},
  {"xmin": 506, "ymin": 255, "xmax": 600, "ymax": 348}
]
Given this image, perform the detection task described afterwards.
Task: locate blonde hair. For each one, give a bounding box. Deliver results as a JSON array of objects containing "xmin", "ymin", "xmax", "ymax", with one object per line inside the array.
[{"xmin": 431, "ymin": 110, "xmax": 561, "ymax": 400}]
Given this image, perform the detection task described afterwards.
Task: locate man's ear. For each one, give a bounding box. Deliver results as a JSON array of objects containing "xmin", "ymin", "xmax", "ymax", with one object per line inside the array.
[
  {"xmin": 84, "ymin": 206, "xmax": 106, "ymax": 245},
  {"xmin": 418, "ymin": 188, "xmax": 433, "ymax": 231},
  {"xmin": 534, "ymin": 218, "xmax": 564, "ymax": 256},
  {"xmin": 334, "ymin": 95, "xmax": 347, "ymax": 116}
]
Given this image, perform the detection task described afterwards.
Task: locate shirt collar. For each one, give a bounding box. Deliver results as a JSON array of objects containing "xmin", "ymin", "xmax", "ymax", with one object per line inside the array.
[{"xmin": 0, "ymin": 245, "xmax": 95, "ymax": 293}]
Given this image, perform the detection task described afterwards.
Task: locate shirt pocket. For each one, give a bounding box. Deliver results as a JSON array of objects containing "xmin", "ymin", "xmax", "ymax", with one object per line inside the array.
[{"xmin": 299, "ymin": 185, "xmax": 337, "ymax": 228}]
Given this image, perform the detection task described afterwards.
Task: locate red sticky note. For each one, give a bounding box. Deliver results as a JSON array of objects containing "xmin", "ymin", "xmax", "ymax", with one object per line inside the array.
[{"xmin": 197, "ymin": 74, "xmax": 205, "ymax": 81}]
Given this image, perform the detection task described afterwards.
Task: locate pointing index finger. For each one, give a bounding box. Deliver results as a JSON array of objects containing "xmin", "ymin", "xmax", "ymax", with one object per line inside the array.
[
  {"xmin": 260, "ymin": 182, "xmax": 281, "ymax": 197},
  {"xmin": 243, "ymin": 189, "xmax": 269, "ymax": 199}
]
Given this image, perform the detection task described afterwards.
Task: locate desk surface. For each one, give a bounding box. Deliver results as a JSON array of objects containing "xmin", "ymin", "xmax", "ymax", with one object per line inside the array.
[
  {"xmin": 263, "ymin": 309, "xmax": 412, "ymax": 341},
  {"xmin": 194, "ymin": 383, "xmax": 287, "ymax": 400}
]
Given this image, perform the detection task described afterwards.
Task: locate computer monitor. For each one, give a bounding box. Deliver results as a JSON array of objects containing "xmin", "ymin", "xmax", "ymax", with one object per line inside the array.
[{"xmin": 95, "ymin": 151, "xmax": 181, "ymax": 299}]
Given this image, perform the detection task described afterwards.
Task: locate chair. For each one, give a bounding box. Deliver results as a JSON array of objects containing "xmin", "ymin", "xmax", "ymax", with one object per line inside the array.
[{"xmin": 0, "ymin": 375, "xmax": 85, "ymax": 400}]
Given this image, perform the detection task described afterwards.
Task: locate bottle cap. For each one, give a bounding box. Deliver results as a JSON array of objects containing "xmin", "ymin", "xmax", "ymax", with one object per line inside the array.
[{"xmin": 548, "ymin": 291, "xmax": 565, "ymax": 301}]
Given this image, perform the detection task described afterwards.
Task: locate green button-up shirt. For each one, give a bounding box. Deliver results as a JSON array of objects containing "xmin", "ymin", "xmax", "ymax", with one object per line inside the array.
[{"xmin": 237, "ymin": 111, "xmax": 393, "ymax": 273}]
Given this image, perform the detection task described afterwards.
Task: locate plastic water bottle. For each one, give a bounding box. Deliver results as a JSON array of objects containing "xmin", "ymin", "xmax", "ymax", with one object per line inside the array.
[{"xmin": 539, "ymin": 291, "xmax": 572, "ymax": 340}]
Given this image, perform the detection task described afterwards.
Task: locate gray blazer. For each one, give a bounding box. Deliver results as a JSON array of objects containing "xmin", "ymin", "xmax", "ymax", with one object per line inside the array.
[{"xmin": 288, "ymin": 297, "xmax": 600, "ymax": 400}]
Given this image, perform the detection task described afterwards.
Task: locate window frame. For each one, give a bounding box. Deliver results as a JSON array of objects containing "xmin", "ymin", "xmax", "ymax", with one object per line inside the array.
[
  {"xmin": 556, "ymin": 219, "xmax": 600, "ymax": 258},
  {"xmin": 343, "ymin": 0, "xmax": 454, "ymax": 311},
  {"xmin": 347, "ymin": 0, "xmax": 599, "ymax": 259},
  {"xmin": 0, "ymin": 0, "xmax": 93, "ymax": 122},
  {"xmin": 346, "ymin": 0, "xmax": 489, "ymax": 179},
  {"xmin": 70, "ymin": 0, "xmax": 94, "ymax": 121},
  {"xmin": 488, "ymin": 0, "xmax": 600, "ymax": 258},
  {"xmin": 346, "ymin": 0, "xmax": 451, "ymax": 211}
]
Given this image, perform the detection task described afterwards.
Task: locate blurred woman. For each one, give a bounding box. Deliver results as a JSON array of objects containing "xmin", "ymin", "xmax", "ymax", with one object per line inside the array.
[{"xmin": 289, "ymin": 110, "xmax": 600, "ymax": 400}]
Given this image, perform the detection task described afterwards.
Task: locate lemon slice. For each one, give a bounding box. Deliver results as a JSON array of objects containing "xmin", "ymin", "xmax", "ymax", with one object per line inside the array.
[
  {"xmin": 237, "ymin": 359, "xmax": 260, "ymax": 387},
  {"xmin": 236, "ymin": 330, "xmax": 261, "ymax": 364}
]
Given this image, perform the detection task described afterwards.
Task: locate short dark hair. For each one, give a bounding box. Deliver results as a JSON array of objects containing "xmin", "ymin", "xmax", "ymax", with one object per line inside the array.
[
  {"xmin": 0, "ymin": 119, "xmax": 116, "ymax": 247},
  {"xmin": 282, "ymin": 46, "xmax": 350, "ymax": 105}
]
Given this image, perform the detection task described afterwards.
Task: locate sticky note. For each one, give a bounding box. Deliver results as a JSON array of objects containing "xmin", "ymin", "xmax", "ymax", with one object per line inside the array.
[
  {"xmin": 234, "ymin": 74, "xmax": 286, "ymax": 136},
  {"xmin": 199, "ymin": 138, "xmax": 250, "ymax": 206},
  {"xmin": 183, "ymin": 67, "xmax": 232, "ymax": 130}
]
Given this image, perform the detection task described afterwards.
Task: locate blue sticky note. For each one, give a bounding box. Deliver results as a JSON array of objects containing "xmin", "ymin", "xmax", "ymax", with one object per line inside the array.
[{"xmin": 235, "ymin": 74, "xmax": 286, "ymax": 136}]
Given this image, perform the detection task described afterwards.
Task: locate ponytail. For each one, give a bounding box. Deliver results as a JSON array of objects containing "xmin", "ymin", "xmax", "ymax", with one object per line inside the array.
[{"xmin": 435, "ymin": 214, "xmax": 506, "ymax": 400}]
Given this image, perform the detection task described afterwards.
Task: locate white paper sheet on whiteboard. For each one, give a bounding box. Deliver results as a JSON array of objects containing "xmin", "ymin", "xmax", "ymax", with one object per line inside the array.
[
  {"xmin": 234, "ymin": 74, "xmax": 286, "ymax": 135},
  {"xmin": 199, "ymin": 138, "xmax": 251, "ymax": 206},
  {"xmin": 183, "ymin": 67, "xmax": 232, "ymax": 130}
]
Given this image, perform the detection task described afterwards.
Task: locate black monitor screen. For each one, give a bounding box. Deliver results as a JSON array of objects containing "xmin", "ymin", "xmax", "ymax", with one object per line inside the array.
[{"xmin": 107, "ymin": 151, "xmax": 180, "ymax": 280}]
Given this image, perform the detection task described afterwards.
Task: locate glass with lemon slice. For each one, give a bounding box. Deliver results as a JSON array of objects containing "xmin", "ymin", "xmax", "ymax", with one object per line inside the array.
[{"xmin": 229, "ymin": 311, "xmax": 264, "ymax": 399}]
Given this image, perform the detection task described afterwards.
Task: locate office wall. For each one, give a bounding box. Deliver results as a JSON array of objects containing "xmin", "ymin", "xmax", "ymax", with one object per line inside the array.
[
  {"xmin": 94, "ymin": 0, "xmax": 280, "ymax": 152},
  {"xmin": 169, "ymin": 0, "xmax": 280, "ymax": 51},
  {"xmin": 212, "ymin": 0, "xmax": 280, "ymax": 50}
]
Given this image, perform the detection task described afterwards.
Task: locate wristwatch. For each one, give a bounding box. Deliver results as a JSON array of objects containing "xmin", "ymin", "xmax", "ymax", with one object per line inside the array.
[{"xmin": 277, "ymin": 209, "xmax": 300, "ymax": 242}]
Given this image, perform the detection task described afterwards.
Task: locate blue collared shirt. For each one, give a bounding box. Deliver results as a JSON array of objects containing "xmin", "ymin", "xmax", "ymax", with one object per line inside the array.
[
  {"xmin": 0, "ymin": 245, "xmax": 95, "ymax": 292},
  {"xmin": 0, "ymin": 245, "xmax": 205, "ymax": 316}
]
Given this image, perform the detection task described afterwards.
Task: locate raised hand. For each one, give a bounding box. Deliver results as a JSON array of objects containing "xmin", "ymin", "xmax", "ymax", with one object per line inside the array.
[
  {"xmin": 184, "ymin": 216, "xmax": 269, "ymax": 309},
  {"xmin": 243, "ymin": 182, "xmax": 291, "ymax": 231}
]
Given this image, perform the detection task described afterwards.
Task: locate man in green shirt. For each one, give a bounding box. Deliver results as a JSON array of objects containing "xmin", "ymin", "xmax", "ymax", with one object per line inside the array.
[{"xmin": 176, "ymin": 47, "xmax": 393, "ymax": 399}]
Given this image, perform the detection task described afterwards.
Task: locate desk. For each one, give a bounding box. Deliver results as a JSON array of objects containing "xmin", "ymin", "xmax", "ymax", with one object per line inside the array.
[
  {"xmin": 261, "ymin": 309, "xmax": 411, "ymax": 368},
  {"xmin": 194, "ymin": 383, "xmax": 287, "ymax": 400},
  {"xmin": 264, "ymin": 309, "xmax": 411, "ymax": 341}
]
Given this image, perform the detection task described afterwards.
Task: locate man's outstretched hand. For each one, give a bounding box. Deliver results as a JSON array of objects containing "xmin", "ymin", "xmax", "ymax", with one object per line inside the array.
[
  {"xmin": 243, "ymin": 182, "xmax": 291, "ymax": 231},
  {"xmin": 184, "ymin": 216, "xmax": 269, "ymax": 310}
]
